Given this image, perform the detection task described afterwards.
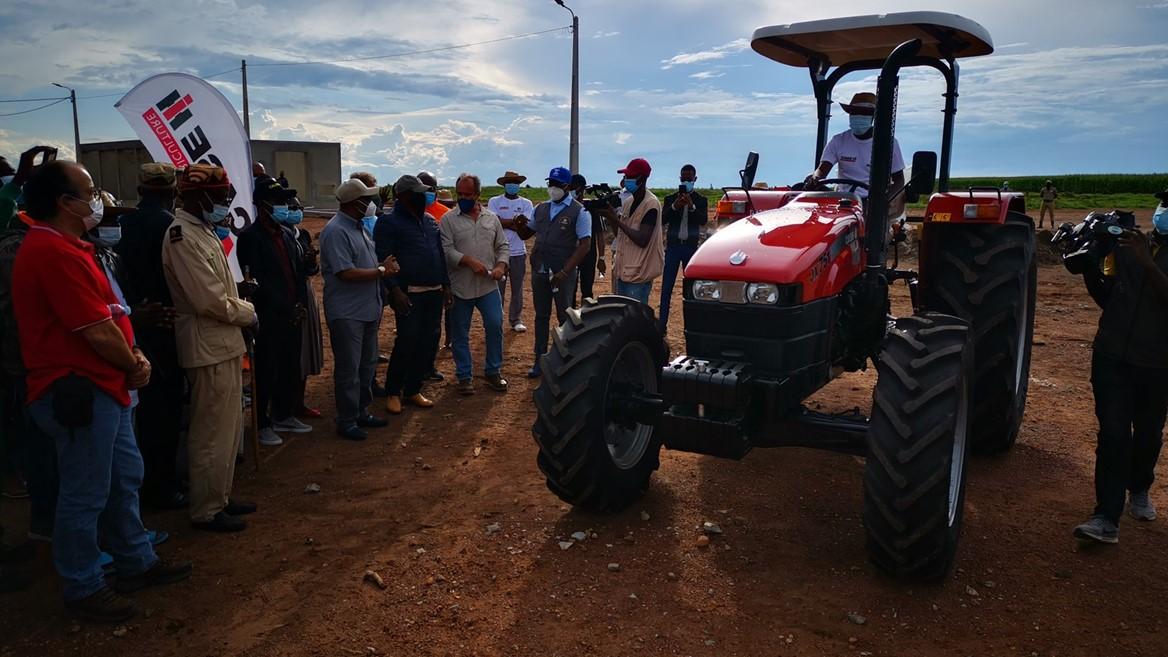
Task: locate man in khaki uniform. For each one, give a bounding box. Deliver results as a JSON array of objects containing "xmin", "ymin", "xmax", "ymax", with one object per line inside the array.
[
  {"xmin": 162, "ymin": 165, "xmax": 258, "ymax": 533},
  {"xmin": 1039, "ymin": 179, "xmax": 1058, "ymax": 229}
]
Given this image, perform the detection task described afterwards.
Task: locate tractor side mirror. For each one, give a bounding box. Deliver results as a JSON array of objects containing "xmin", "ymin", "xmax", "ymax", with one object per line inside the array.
[
  {"xmin": 906, "ymin": 151, "xmax": 937, "ymax": 203},
  {"xmin": 739, "ymin": 152, "xmax": 759, "ymax": 189}
]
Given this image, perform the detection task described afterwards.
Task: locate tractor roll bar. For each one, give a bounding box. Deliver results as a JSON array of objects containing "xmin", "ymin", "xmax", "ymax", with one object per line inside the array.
[
  {"xmin": 865, "ymin": 38, "xmax": 922, "ymax": 274},
  {"xmin": 808, "ymin": 54, "xmax": 959, "ymax": 192}
]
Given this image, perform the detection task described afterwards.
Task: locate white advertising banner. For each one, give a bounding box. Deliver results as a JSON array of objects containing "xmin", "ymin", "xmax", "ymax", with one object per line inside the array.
[{"xmin": 115, "ymin": 72, "xmax": 251, "ymax": 279}]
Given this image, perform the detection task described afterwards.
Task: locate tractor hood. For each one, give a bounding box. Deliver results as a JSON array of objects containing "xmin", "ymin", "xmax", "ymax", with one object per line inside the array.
[{"xmin": 685, "ymin": 197, "xmax": 865, "ymax": 301}]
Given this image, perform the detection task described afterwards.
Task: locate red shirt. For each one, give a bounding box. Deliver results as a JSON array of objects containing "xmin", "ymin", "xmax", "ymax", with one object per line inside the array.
[{"xmin": 12, "ymin": 224, "xmax": 134, "ymax": 406}]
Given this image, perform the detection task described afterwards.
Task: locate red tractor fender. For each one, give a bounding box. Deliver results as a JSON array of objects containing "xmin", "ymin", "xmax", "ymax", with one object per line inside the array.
[
  {"xmin": 923, "ymin": 191, "xmax": 1026, "ymax": 225},
  {"xmin": 715, "ymin": 188, "xmax": 799, "ymax": 225}
]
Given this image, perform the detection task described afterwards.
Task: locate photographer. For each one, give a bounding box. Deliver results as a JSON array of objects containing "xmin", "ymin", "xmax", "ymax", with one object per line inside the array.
[
  {"xmin": 659, "ymin": 164, "xmax": 708, "ymax": 334},
  {"xmin": 572, "ymin": 174, "xmax": 606, "ymax": 305},
  {"xmin": 594, "ymin": 158, "xmax": 664, "ymax": 306},
  {"xmin": 1073, "ymin": 193, "xmax": 1168, "ymax": 544}
]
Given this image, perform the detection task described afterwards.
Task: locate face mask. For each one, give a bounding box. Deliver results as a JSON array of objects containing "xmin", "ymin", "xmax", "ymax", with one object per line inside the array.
[
  {"xmin": 548, "ymin": 186, "xmax": 566, "ymax": 203},
  {"xmin": 285, "ymin": 209, "xmax": 304, "ymax": 225},
  {"xmin": 96, "ymin": 226, "xmax": 121, "ymax": 246},
  {"xmin": 682, "ymin": 181, "xmax": 695, "ymax": 192},
  {"xmin": 504, "ymin": 183, "xmax": 521, "ymax": 196},
  {"xmin": 67, "ymin": 195, "xmax": 104, "ymax": 231},
  {"xmin": 624, "ymin": 179, "xmax": 639, "ymax": 194},
  {"xmin": 850, "ymin": 114, "xmax": 874, "ymax": 136},
  {"xmin": 1154, "ymin": 205, "xmax": 1168, "ymax": 235},
  {"xmin": 362, "ymin": 216, "xmax": 376, "ymax": 236},
  {"xmin": 0, "ymin": 175, "xmax": 13, "ymax": 187},
  {"xmin": 271, "ymin": 205, "xmax": 290, "ymax": 222},
  {"xmin": 363, "ymin": 201, "xmax": 377, "ymax": 218},
  {"xmin": 424, "ymin": 191, "xmax": 437, "ymax": 206},
  {"xmin": 203, "ymin": 203, "xmax": 231, "ymax": 225},
  {"xmin": 457, "ymin": 198, "xmax": 476, "ymax": 214},
  {"xmin": 214, "ymin": 225, "xmax": 232, "ymax": 240}
]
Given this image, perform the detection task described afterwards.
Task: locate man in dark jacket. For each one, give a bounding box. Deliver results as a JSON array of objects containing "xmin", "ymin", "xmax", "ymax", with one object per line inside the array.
[
  {"xmin": 114, "ymin": 164, "xmax": 184, "ymax": 509},
  {"xmin": 658, "ymin": 164, "xmax": 707, "ymax": 334},
  {"xmin": 1074, "ymin": 204, "xmax": 1168, "ymax": 544},
  {"xmin": 236, "ymin": 177, "xmax": 311, "ymax": 446},
  {"xmin": 374, "ymin": 175, "xmax": 450, "ymax": 414}
]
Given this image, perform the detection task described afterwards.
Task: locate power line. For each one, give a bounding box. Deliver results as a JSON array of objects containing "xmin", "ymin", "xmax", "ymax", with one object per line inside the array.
[
  {"xmin": 0, "ymin": 96, "xmax": 69, "ymax": 104},
  {"xmin": 77, "ymin": 92, "xmax": 125, "ymax": 100},
  {"xmin": 249, "ymin": 25, "xmax": 569, "ymax": 68},
  {"xmin": 0, "ymin": 98, "xmax": 70, "ymax": 117}
]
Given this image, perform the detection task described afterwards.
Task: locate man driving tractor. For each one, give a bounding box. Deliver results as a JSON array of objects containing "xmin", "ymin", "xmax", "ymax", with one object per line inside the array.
[{"xmin": 804, "ymin": 91, "xmax": 906, "ymax": 218}]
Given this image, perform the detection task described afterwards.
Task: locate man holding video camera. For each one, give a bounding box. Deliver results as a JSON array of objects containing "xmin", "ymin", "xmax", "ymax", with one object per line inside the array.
[{"xmin": 1073, "ymin": 191, "xmax": 1168, "ymax": 544}]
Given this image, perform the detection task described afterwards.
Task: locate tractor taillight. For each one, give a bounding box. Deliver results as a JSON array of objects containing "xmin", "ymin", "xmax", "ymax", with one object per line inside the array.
[
  {"xmin": 717, "ymin": 200, "xmax": 748, "ymax": 215},
  {"xmin": 963, "ymin": 203, "xmax": 1001, "ymax": 220}
]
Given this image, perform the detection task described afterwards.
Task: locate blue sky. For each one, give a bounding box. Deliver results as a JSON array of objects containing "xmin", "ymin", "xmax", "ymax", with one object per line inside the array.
[{"xmin": 1, "ymin": 0, "xmax": 1166, "ymax": 189}]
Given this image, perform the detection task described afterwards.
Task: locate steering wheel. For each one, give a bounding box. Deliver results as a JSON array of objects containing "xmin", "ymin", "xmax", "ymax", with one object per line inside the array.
[{"xmin": 805, "ymin": 178, "xmax": 870, "ymax": 194}]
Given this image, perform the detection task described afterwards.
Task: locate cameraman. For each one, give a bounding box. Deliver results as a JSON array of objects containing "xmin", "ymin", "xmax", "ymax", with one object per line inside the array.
[
  {"xmin": 1073, "ymin": 194, "xmax": 1168, "ymax": 544},
  {"xmin": 571, "ymin": 174, "xmax": 606, "ymax": 304}
]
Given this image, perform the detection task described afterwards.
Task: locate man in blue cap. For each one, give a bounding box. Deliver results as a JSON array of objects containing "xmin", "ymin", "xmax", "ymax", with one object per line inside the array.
[{"xmin": 526, "ymin": 167, "xmax": 592, "ymax": 378}]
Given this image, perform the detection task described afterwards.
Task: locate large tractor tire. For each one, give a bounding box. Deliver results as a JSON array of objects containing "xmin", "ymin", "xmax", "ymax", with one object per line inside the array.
[
  {"xmin": 918, "ymin": 213, "xmax": 1037, "ymax": 454},
  {"xmin": 532, "ymin": 296, "xmax": 668, "ymax": 511},
  {"xmin": 864, "ymin": 312, "xmax": 975, "ymax": 581}
]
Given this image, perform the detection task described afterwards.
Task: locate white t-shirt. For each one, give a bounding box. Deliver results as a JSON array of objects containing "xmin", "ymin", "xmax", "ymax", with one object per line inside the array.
[
  {"xmin": 820, "ymin": 130, "xmax": 905, "ymax": 198},
  {"xmin": 487, "ymin": 194, "xmax": 535, "ymax": 257}
]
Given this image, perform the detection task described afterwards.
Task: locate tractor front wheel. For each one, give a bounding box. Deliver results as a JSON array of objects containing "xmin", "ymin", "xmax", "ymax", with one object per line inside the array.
[
  {"xmin": 864, "ymin": 312, "xmax": 975, "ymax": 581},
  {"xmin": 532, "ymin": 296, "xmax": 668, "ymax": 511}
]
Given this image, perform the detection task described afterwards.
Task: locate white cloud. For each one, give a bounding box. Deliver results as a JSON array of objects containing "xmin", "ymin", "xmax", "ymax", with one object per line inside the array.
[
  {"xmin": 593, "ymin": 30, "xmax": 620, "ymax": 38},
  {"xmin": 614, "ymin": 132, "xmax": 632, "ymax": 145},
  {"xmin": 689, "ymin": 71, "xmax": 725, "ymax": 79},
  {"xmin": 660, "ymin": 38, "xmax": 750, "ymax": 69}
]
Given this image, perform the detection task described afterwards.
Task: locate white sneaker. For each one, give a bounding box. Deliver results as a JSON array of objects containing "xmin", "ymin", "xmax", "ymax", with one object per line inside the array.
[
  {"xmin": 512, "ymin": 323, "xmax": 527, "ymax": 333},
  {"xmin": 272, "ymin": 417, "xmax": 313, "ymax": 433},
  {"xmin": 259, "ymin": 428, "xmax": 284, "ymax": 446}
]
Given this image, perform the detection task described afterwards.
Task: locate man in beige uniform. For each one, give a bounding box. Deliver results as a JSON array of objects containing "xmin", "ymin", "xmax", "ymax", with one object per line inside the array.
[
  {"xmin": 162, "ymin": 165, "xmax": 258, "ymax": 533},
  {"xmin": 1039, "ymin": 179, "xmax": 1058, "ymax": 229}
]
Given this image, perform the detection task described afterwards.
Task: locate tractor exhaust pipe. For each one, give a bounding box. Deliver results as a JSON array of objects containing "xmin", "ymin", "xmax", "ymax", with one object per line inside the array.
[{"xmin": 865, "ymin": 38, "xmax": 922, "ymax": 272}]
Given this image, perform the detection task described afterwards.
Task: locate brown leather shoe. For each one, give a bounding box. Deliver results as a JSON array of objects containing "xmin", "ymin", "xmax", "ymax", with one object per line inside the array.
[
  {"xmin": 385, "ymin": 395, "xmax": 403, "ymax": 415},
  {"xmin": 484, "ymin": 373, "xmax": 508, "ymax": 392},
  {"xmin": 407, "ymin": 393, "xmax": 434, "ymax": 408}
]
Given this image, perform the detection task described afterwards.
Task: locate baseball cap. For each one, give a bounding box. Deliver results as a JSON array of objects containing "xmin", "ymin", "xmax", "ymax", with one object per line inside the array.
[
  {"xmin": 254, "ymin": 176, "xmax": 298, "ymax": 204},
  {"xmin": 139, "ymin": 162, "xmax": 177, "ymax": 190},
  {"xmin": 617, "ymin": 158, "xmax": 651, "ymax": 179},
  {"xmin": 393, "ymin": 174, "xmax": 428, "ymax": 196},
  {"xmin": 335, "ymin": 178, "xmax": 379, "ymax": 203},
  {"xmin": 570, "ymin": 173, "xmax": 587, "ymax": 187},
  {"xmin": 546, "ymin": 167, "xmax": 572, "ymax": 185}
]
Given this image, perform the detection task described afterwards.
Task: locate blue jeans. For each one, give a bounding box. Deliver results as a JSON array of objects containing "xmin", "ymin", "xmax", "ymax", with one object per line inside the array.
[
  {"xmin": 451, "ymin": 289, "xmax": 504, "ymax": 381},
  {"xmin": 29, "ymin": 389, "xmax": 157, "ymax": 601},
  {"xmin": 616, "ymin": 280, "xmax": 653, "ymax": 306},
  {"xmin": 659, "ymin": 243, "xmax": 697, "ymax": 332}
]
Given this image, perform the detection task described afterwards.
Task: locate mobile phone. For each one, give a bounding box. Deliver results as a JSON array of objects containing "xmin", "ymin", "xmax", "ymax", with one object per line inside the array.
[{"xmin": 679, "ymin": 184, "xmax": 687, "ymax": 194}]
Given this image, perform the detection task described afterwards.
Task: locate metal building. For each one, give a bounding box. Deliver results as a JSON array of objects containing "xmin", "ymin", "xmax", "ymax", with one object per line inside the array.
[{"xmin": 79, "ymin": 139, "xmax": 343, "ymax": 210}]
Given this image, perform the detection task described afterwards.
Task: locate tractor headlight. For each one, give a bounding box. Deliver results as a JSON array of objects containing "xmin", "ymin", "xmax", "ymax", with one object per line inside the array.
[
  {"xmin": 746, "ymin": 282, "xmax": 780, "ymax": 305},
  {"xmin": 692, "ymin": 280, "xmax": 720, "ymax": 301}
]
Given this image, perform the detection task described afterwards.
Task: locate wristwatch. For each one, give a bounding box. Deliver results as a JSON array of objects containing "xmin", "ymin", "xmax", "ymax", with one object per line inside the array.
[{"xmin": 377, "ymin": 265, "xmax": 387, "ymax": 277}]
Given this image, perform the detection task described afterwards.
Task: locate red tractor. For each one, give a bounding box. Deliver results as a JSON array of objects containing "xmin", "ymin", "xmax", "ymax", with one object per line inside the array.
[{"xmin": 533, "ymin": 12, "xmax": 1037, "ymax": 580}]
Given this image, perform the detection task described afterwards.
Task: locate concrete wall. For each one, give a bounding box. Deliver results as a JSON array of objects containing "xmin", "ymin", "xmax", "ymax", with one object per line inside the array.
[{"xmin": 79, "ymin": 139, "xmax": 343, "ymax": 210}]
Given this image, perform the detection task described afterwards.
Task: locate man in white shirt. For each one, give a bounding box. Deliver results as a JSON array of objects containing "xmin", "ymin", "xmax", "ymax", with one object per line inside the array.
[
  {"xmin": 805, "ymin": 91, "xmax": 906, "ymax": 218},
  {"xmin": 487, "ymin": 171, "xmax": 534, "ymax": 333}
]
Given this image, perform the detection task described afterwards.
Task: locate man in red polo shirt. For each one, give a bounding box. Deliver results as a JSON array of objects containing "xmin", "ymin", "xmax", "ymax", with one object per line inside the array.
[{"xmin": 13, "ymin": 161, "xmax": 191, "ymax": 623}]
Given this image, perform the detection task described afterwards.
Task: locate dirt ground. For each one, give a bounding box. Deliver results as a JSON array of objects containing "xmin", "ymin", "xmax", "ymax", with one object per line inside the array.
[{"xmin": 2, "ymin": 208, "xmax": 1167, "ymax": 657}]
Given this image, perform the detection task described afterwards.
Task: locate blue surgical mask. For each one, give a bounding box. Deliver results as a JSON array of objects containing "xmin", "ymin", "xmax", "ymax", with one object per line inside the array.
[
  {"xmin": 271, "ymin": 205, "xmax": 290, "ymax": 222},
  {"xmin": 504, "ymin": 183, "xmax": 521, "ymax": 196},
  {"xmin": 362, "ymin": 216, "xmax": 376, "ymax": 235},
  {"xmin": 682, "ymin": 181, "xmax": 695, "ymax": 192},
  {"xmin": 849, "ymin": 114, "xmax": 874, "ymax": 136},
  {"xmin": 425, "ymin": 191, "xmax": 437, "ymax": 206},
  {"xmin": 0, "ymin": 175, "xmax": 13, "ymax": 187},
  {"xmin": 96, "ymin": 226, "xmax": 121, "ymax": 246},
  {"xmin": 624, "ymin": 179, "xmax": 639, "ymax": 193},
  {"xmin": 1154, "ymin": 205, "xmax": 1168, "ymax": 235},
  {"xmin": 214, "ymin": 225, "xmax": 232, "ymax": 240},
  {"xmin": 457, "ymin": 198, "xmax": 476, "ymax": 214},
  {"xmin": 204, "ymin": 204, "xmax": 231, "ymax": 225},
  {"xmin": 284, "ymin": 209, "xmax": 304, "ymax": 225}
]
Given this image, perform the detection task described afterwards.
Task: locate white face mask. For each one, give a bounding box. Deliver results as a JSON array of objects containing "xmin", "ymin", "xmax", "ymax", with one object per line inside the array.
[
  {"xmin": 363, "ymin": 201, "xmax": 377, "ymax": 218},
  {"xmin": 67, "ymin": 195, "xmax": 104, "ymax": 231},
  {"xmin": 548, "ymin": 186, "xmax": 566, "ymax": 203}
]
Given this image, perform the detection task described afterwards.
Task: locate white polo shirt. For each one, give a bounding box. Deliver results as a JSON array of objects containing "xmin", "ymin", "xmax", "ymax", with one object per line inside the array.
[
  {"xmin": 487, "ymin": 194, "xmax": 535, "ymax": 257},
  {"xmin": 820, "ymin": 130, "xmax": 905, "ymax": 198}
]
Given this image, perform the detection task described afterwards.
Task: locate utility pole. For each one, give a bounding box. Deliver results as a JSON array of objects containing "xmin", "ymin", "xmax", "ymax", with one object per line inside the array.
[
  {"xmin": 52, "ymin": 83, "xmax": 81, "ymax": 160},
  {"xmin": 241, "ymin": 59, "xmax": 251, "ymax": 137},
  {"xmin": 555, "ymin": 1, "xmax": 580, "ymax": 174}
]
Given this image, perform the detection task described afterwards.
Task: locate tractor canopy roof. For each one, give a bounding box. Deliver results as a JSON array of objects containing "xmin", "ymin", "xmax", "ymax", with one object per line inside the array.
[{"xmin": 751, "ymin": 11, "xmax": 993, "ymax": 68}]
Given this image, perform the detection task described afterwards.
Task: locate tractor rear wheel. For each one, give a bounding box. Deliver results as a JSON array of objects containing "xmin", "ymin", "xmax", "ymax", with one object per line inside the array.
[
  {"xmin": 864, "ymin": 312, "xmax": 974, "ymax": 581},
  {"xmin": 918, "ymin": 212, "xmax": 1037, "ymax": 454},
  {"xmin": 532, "ymin": 296, "xmax": 668, "ymax": 511}
]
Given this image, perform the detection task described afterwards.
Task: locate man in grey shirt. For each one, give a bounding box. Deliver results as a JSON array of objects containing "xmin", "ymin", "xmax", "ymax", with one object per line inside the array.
[
  {"xmin": 440, "ymin": 173, "xmax": 510, "ymax": 396},
  {"xmin": 320, "ymin": 178, "xmax": 399, "ymax": 440}
]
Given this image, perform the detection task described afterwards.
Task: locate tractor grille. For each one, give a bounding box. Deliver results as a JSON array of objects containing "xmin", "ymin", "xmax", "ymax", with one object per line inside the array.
[{"xmin": 681, "ymin": 296, "xmax": 837, "ymax": 375}]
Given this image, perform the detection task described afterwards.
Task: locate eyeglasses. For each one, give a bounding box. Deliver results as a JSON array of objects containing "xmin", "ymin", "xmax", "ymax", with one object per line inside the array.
[{"xmin": 69, "ymin": 189, "xmax": 100, "ymax": 201}]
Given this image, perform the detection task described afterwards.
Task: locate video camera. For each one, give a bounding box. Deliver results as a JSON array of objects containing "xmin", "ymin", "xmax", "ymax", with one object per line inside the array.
[
  {"xmin": 581, "ymin": 183, "xmax": 623, "ymax": 215},
  {"xmin": 1051, "ymin": 210, "xmax": 1137, "ymax": 275}
]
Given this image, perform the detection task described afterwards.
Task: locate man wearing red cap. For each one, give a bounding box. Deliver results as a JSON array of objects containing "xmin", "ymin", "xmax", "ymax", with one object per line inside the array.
[{"xmin": 595, "ymin": 158, "xmax": 663, "ymax": 306}]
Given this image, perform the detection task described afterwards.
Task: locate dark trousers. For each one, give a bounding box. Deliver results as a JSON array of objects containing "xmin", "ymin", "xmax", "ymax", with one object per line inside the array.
[
  {"xmin": 3, "ymin": 377, "xmax": 56, "ymax": 536},
  {"xmin": 386, "ymin": 291, "xmax": 443, "ymax": 397},
  {"xmin": 1091, "ymin": 350, "xmax": 1168, "ymax": 523},
  {"xmin": 577, "ymin": 243, "xmax": 598, "ymax": 306},
  {"xmin": 255, "ymin": 321, "xmax": 303, "ymax": 428},
  {"xmin": 659, "ymin": 243, "xmax": 697, "ymax": 333},
  {"xmin": 329, "ymin": 318, "xmax": 379, "ymax": 428},
  {"xmin": 134, "ymin": 331, "xmax": 184, "ymax": 499},
  {"xmin": 533, "ymin": 269, "xmax": 578, "ymax": 359}
]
